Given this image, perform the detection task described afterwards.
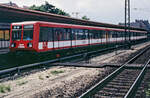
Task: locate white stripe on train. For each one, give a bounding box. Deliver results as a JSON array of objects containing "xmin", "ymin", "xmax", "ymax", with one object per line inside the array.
[{"xmin": 38, "ymin": 36, "xmax": 146, "ymax": 50}]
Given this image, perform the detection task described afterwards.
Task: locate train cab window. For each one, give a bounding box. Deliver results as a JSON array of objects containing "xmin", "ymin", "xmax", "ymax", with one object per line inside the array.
[
  {"xmin": 12, "ymin": 25, "xmax": 22, "ymax": 41},
  {"xmin": 23, "ymin": 25, "xmax": 33, "ymax": 41}
]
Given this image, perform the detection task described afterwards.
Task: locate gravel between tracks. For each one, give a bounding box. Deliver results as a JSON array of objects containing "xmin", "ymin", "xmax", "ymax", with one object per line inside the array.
[{"xmin": 0, "ymin": 42, "xmax": 150, "ymax": 98}]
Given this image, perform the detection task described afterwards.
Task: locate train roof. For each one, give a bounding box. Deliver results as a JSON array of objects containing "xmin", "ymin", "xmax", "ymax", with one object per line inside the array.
[{"xmin": 12, "ymin": 21, "xmax": 147, "ymax": 33}]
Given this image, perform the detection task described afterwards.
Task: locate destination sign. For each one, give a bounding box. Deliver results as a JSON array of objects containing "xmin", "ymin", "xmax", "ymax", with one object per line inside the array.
[{"xmin": 24, "ymin": 25, "xmax": 33, "ymax": 29}]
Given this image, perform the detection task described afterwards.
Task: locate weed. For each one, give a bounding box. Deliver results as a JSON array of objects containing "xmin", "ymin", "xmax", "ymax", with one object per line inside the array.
[
  {"xmin": 16, "ymin": 77, "xmax": 23, "ymax": 80},
  {"xmin": 0, "ymin": 85, "xmax": 11, "ymax": 93},
  {"xmin": 51, "ymin": 70, "xmax": 65, "ymax": 75},
  {"xmin": 17, "ymin": 81, "xmax": 28, "ymax": 86}
]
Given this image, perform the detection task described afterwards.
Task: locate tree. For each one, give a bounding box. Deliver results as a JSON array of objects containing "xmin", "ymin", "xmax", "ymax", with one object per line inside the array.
[
  {"xmin": 29, "ymin": 1, "xmax": 70, "ymax": 17},
  {"xmin": 82, "ymin": 15, "xmax": 90, "ymax": 20}
]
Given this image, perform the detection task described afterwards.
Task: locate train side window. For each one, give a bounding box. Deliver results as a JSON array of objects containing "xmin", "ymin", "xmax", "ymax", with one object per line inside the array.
[
  {"xmin": 90, "ymin": 30, "xmax": 100, "ymax": 39},
  {"xmin": 53, "ymin": 28, "xmax": 60, "ymax": 41},
  {"xmin": 76, "ymin": 29, "xmax": 83, "ymax": 40},
  {"xmin": 98, "ymin": 30, "xmax": 102, "ymax": 38},
  {"xmin": 111, "ymin": 31, "xmax": 116, "ymax": 38},
  {"xmin": 96, "ymin": 30, "xmax": 98, "ymax": 37},
  {"xmin": 63, "ymin": 29, "xmax": 67, "ymax": 40},
  {"xmin": 122, "ymin": 31, "xmax": 125, "ymax": 37},
  {"xmin": 53, "ymin": 28, "xmax": 67, "ymax": 41},
  {"xmin": 47, "ymin": 28, "xmax": 53, "ymax": 41},
  {"xmin": 93, "ymin": 30, "xmax": 97, "ymax": 39},
  {"xmin": 64, "ymin": 28, "xmax": 71, "ymax": 40},
  {"xmin": 107, "ymin": 31, "xmax": 111, "ymax": 38},
  {"xmin": 92, "ymin": 30, "xmax": 96, "ymax": 39},
  {"xmin": 84, "ymin": 30, "xmax": 88, "ymax": 39},
  {"xmin": 74, "ymin": 29, "xmax": 80, "ymax": 40},
  {"xmin": 39, "ymin": 27, "xmax": 53, "ymax": 42},
  {"xmin": 89, "ymin": 30, "xmax": 93, "ymax": 39},
  {"xmin": 102, "ymin": 31, "xmax": 106, "ymax": 38},
  {"xmin": 130, "ymin": 32, "xmax": 133, "ymax": 37},
  {"xmin": 97, "ymin": 30, "xmax": 101, "ymax": 39},
  {"xmin": 71, "ymin": 29, "xmax": 76, "ymax": 40}
]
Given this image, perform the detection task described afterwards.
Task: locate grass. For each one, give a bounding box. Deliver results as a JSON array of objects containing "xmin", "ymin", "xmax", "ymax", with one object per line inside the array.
[
  {"xmin": 0, "ymin": 85, "xmax": 11, "ymax": 93},
  {"xmin": 146, "ymin": 83, "xmax": 150, "ymax": 97},
  {"xmin": 17, "ymin": 81, "xmax": 28, "ymax": 86},
  {"xmin": 50, "ymin": 70, "xmax": 65, "ymax": 75},
  {"xmin": 16, "ymin": 77, "xmax": 23, "ymax": 80}
]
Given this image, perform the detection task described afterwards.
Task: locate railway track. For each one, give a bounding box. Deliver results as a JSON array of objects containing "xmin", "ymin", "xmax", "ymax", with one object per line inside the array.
[
  {"xmin": 0, "ymin": 45, "xmax": 125, "ymax": 79},
  {"xmin": 79, "ymin": 45, "xmax": 150, "ymax": 98}
]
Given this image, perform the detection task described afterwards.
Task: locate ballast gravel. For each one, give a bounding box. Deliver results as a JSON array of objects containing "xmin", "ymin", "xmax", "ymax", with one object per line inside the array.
[{"xmin": 0, "ymin": 41, "xmax": 150, "ymax": 98}]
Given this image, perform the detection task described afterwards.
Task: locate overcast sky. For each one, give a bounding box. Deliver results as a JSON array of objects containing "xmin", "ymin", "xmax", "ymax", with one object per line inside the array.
[{"xmin": 0, "ymin": 0, "xmax": 149, "ymax": 24}]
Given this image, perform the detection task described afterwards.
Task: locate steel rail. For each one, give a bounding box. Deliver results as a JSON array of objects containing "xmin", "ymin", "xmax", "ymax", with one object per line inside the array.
[
  {"xmin": 79, "ymin": 45, "xmax": 150, "ymax": 98},
  {"xmin": 0, "ymin": 45, "xmax": 124, "ymax": 76},
  {"xmin": 124, "ymin": 58, "xmax": 150, "ymax": 98}
]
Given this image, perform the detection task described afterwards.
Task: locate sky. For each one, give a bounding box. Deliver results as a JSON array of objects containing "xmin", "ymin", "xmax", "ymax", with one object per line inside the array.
[{"xmin": 0, "ymin": 0, "xmax": 149, "ymax": 24}]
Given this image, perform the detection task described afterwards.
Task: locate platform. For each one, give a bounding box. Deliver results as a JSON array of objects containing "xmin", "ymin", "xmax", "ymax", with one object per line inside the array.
[{"xmin": 0, "ymin": 48, "xmax": 9, "ymax": 54}]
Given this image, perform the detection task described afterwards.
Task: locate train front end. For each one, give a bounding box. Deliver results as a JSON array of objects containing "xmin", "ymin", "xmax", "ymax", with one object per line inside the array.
[{"xmin": 10, "ymin": 22, "xmax": 37, "ymax": 52}]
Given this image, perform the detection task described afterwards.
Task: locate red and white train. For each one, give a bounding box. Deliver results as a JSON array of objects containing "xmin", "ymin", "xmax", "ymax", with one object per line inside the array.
[{"xmin": 9, "ymin": 21, "xmax": 147, "ymax": 52}]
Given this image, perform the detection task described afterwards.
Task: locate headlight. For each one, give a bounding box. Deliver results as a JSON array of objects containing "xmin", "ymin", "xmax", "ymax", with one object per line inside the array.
[
  {"xmin": 27, "ymin": 43, "xmax": 32, "ymax": 48},
  {"xmin": 11, "ymin": 43, "xmax": 16, "ymax": 47}
]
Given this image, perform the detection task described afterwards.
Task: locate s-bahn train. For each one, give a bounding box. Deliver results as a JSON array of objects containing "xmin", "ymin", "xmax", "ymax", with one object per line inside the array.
[{"xmin": 9, "ymin": 21, "xmax": 147, "ymax": 52}]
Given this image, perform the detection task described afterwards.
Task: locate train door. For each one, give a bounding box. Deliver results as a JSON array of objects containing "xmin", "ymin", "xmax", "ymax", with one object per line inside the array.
[
  {"xmin": 39, "ymin": 27, "xmax": 53, "ymax": 51},
  {"xmin": 71, "ymin": 29, "xmax": 77, "ymax": 47},
  {"xmin": 63, "ymin": 28, "xmax": 71, "ymax": 49},
  {"xmin": 106, "ymin": 31, "xmax": 109, "ymax": 43},
  {"xmin": 53, "ymin": 28, "xmax": 60, "ymax": 49},
  {"xmin": 39, "ymin": 27, "xmax": 47, "ymax": 50}
]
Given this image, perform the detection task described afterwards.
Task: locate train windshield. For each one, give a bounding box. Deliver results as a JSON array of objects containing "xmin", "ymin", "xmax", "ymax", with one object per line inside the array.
[
  {"xmin": 23, "ymin": 25, "xmax": 33, "ymax": 41},
  {"xmin": 12, "ymin": 26, "xmax": 22, "ymax": 41}
]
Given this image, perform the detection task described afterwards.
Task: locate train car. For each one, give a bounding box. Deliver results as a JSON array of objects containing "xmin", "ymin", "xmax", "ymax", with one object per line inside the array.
[{"xmin": 9, "ymin": 21, "xmax": 147, "ymax": 52}]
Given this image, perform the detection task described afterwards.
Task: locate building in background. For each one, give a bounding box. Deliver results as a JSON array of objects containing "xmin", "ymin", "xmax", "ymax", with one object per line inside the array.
[
  {"xmin": 1, "ymin": 1, "xmax": 18, "ymax": 8},
  {"xmin": 0, "ymin": 2, "xmax": 17, "ymax": 48},
  {"xmin": 0, "ymin": 23, "xmax": 10, "ymax": 49},
  {"xmin": 119, "ymin": 20, "xmax": 150, "ymax": 31}
]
